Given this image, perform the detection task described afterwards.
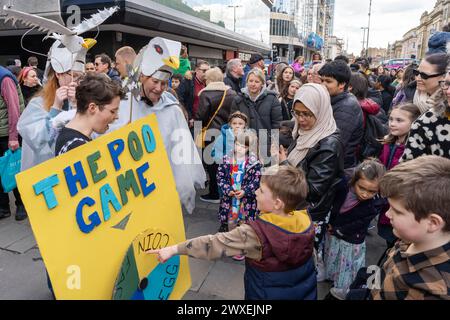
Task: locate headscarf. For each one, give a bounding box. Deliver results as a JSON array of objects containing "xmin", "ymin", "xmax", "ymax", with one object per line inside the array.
[{"xmin": 287, "ymin": 83, "xmax": 337, "ymax": 167}]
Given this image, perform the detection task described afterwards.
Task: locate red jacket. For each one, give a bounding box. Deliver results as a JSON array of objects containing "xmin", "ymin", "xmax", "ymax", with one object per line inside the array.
[{"xmin": 359, "ymin": 98, "xmax": 380, "ymax": 128}]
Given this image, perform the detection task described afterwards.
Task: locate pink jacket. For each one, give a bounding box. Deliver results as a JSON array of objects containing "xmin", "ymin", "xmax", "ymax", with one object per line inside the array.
[{"xmin": 378, "ymin": 143, "xmax": 405, "ymax": 225}]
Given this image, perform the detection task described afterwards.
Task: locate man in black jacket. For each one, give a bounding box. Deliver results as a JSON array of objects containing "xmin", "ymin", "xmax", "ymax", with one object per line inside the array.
[
  {"xmin": 224, "ymin": 58, "xmax": 244, "ymax": 93},
  {"xmin": 176, "ymin": 60, "xmax": 210, "ymax": 128},
  {"xmin": 319, "ymin": 60, "xmax": 363, "ymax": 168}
]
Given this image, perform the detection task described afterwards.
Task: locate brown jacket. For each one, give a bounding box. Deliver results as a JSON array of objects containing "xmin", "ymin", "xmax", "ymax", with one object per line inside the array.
[
  {"xmin": 371, "ymin": 240, "xmax": 450, "ymax": 300},
  {"xmin": 195, "ymin": 82, "xmax": 236, "ymax": 131}
]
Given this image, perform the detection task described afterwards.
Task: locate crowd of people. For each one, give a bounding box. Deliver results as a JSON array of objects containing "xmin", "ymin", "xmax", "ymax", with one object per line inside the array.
[{"xmin": 0, "ymin": 30, "xmax": 449, "ymax": 301}]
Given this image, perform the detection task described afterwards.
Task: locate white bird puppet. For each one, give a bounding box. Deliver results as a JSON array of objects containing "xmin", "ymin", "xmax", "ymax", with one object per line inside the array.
[
  {"xmin": 140, "ymin": 37, "xmax": 181, "ymax": 77},
  {"xmin": 124, "ymin": 37, "xmax": 181, "ymax": 99},
  {"xmin": 1, "ymin": 5, "xmax": 118, "ymax": 54}
]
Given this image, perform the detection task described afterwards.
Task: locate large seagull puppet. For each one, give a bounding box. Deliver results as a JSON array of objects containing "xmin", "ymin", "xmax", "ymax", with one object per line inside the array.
[{"xmin": 1, "ymin": 5, "xmax": 119, "ymax": 54}]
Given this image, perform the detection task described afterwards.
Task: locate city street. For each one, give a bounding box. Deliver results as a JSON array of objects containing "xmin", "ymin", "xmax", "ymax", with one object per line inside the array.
[
  {"xmin": 0, "ymin": 191, "xmax": 387, "ymax": 300},
  {"xmin": 0, "ymin": 0, "xmax": 448, "ymax": 303}
]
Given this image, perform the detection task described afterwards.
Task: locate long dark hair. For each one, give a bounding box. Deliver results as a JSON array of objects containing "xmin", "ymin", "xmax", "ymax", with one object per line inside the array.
[
  {"xmin": 350, "ymin": 158, "xmax": 386, "ymax": 187},
  {"xmin": 276, "ymin": 65, "xmax": 295, "ymax": 98},
  {"xmin": 378, "ymin": 75, "xmax": 395, "ymax": 95},
  {"xmin": 383, "ymin": 103, "xmax": 421, "ymax": 145}
]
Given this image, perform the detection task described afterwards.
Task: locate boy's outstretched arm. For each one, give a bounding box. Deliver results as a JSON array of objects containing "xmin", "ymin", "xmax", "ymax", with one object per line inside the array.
[
  {"xmin": 147, "ymin": 245, "xmax": 178, "ymax": 263},
  {"xmin": 147, "ymin": 224, "xmax": 262, "ymax": 263}
]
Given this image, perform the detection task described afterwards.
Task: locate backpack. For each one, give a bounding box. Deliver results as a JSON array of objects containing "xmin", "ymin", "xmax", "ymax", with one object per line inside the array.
[{"xmin": 359, "ymin": 113, "xmax": 388, "ymax": 160}]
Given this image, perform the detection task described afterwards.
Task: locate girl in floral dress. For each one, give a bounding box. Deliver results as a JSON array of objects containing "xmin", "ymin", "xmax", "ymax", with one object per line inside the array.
[
  {"xmin": 216, "ymin": 131, "xmax": 262, "ymax": 260},
  {"xmin": 324, "ymin": 159, "xmax": 386, "ymax": 299}
]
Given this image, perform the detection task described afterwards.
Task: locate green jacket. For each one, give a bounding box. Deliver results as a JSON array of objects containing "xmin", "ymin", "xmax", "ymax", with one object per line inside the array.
[
  {"xmin": 0, "ymin": 68, "xmax": 25, "ymax": 138},
  {"xmin": 173, "ymin": 57, "xmax": 191, "ymax": 76}
]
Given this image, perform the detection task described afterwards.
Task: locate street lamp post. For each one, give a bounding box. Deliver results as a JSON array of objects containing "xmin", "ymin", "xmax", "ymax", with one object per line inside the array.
[
  {"xmin": 228, "ymin": 4, "xmax": 242, "ymax": 33},
  {"xmin": 361, "ymin": 27, "xmax": 368, "ymax": 57},
  {"xmin": 366, "ymin": 0, "xmax": 373, "ymax": 58}
]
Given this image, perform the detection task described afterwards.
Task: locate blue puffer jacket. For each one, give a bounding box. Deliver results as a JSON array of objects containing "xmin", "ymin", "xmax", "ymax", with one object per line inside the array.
[
  {"xmin": 245, "ymin": 257, "xmax": 317, "ymax": 300},
  {"xmin": 211, "ymin": 124, "xmax": 234, "ymax": 162}
]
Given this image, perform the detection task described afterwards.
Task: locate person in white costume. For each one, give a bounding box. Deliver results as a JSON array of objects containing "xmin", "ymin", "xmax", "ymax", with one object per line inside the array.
[
  {"xmin": 6, "ymin": 6, "xmax": 118, "ymax": 170},
  {"xmin": 109, "ymin": 37, "xmax": 206, "ymax": 214}
]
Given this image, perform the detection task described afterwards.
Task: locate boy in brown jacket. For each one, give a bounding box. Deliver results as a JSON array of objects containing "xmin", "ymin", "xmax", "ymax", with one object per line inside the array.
[{"xmin": 148, "ymin": 165, "xmax": 317, "ymax": 300}]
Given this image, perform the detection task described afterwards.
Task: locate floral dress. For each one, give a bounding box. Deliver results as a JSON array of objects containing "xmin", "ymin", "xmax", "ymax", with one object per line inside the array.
[
  {"xmin": 229, "ymin": 159, "xmax": 246, "ymax": 230},
  {"xmin": 217, "ymin": 154, "xmax": 262, "ymax": 226}
]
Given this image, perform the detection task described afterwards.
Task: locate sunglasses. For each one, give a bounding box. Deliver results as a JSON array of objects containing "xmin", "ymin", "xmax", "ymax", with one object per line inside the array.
[{"xmin": 413, "ymin": 69, "xmax": 445, "ymax": 80}]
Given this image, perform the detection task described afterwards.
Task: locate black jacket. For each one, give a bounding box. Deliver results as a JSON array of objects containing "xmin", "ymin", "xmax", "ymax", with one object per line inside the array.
[
  {"xmin": 176, "ymin": 74, "xmax": 197, "ymax": 118},
  {"xmin": 196, "ymin": 87, "xmax": 237, "ymax": 131},
  {"xmin": 231, "ymin": 89, "xmax": 282, "ymax": 138},
  {"xmin": 329, "ymin": 176, "xmax": 384, "ymax": 244},
  {"xmin": 224, "ymin": 72, "xmax": 242, "ymax": 94},
  {"xmin": 380, "ymin": 90, "xmax": 394, "ymax": 114},
  {"xmin": 367, "ymin": 88, "xmax": 383, "ymax": 107},
  {"xmin": 331, "ymin": 92, "xmax": 364, "ymax": 169},
  {"xmin": 288, "ymin": 131, "xmax": 344, "ymax": 223}
]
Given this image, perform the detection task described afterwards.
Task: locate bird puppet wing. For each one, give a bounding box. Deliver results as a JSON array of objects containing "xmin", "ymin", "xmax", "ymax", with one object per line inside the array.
[
  {"xmin": 72, "ymin": 6, "xmax": 119, "ymax": 35},
  {"xmin": 1, "ymin": 5, "xmax": 75, "ymax": 36}
]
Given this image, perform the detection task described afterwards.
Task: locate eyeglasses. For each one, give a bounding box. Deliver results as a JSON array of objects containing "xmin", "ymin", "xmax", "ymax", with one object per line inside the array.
[
  {"xmin": 291, "ymin": 110, "xmax": 314, "ymax": 119},
  {"xmin": 413, "ymin": 69, "xmax": 445, "ymax": 80},
  {"xmin": 438, "ymin": 80, "xmax": 450, "ymax": 90}
]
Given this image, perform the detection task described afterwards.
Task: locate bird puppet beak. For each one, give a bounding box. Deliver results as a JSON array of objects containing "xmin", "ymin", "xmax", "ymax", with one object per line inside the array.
[
  {"xmin": 162, "ymin": 55, "xmax": 180, "ymax": 70},
  {"xmin": 82, "ymin": 38, "xmax": 97, "ymax": 50}
]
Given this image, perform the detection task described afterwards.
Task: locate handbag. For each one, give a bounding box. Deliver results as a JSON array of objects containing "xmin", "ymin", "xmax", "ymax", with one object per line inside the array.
[
  {"xmin": 195, "ymin": 89, "xmax": 227, "ymax": 148},
  {"xmin": 0, "ymin": 148, "xmax": 22, "ymax": 193}
]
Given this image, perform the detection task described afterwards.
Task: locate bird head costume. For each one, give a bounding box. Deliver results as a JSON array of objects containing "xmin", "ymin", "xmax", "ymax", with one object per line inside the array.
[
  {"xmin": 1, "ymin": 5, "xmax": 118, "ymax": 77},
  {"xmin": 124, "ymin": 37, "xmax": 181, "ymax": 99}
]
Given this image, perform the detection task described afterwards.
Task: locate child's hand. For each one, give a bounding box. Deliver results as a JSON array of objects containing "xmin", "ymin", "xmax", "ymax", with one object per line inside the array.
[
  {"xmin": 228, "ymin": 191, "xmax": 235, "ymax": 197},
  {"xmin": 235, "ymin": 190, "xmax": 245, "ymax": 199},
  {"xmin": 146, "ymin": 245, "xmax": 178, "ymax": 263},
  {"xmin": 279, "ymin": 146, "xmax": 288, "ymax": 162}
]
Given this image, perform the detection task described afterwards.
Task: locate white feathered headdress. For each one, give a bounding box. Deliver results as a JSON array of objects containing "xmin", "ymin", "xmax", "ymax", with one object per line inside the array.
[
  {"xmin": 123, "ymin": 37, "xmax": 181, "ymax": 99},
  {"xmin": 1, "ymin": 5, "xmax": 119, "ymax": 74}
]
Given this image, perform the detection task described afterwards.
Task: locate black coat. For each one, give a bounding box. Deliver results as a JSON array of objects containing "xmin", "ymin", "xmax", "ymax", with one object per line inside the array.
[
  {"xmin": 196, "ymin": 87, "xmax": 237, "ymax": 131},
  {"xmin": 380, "ymin": 90, "xmax": 394, "ymax": 114},
  {"xmin": 231, "ymin": 89, "xmax": 282, "ymax": 132},
  {"xmin": 176, "ymin": 75, "xmax": 195, "ymax": 118},
  {"xmin": 331, "ymin": 92, "xmax": 364, "ymax": 169},
  {"xmin": 329, "ymin": 176, "xmax": 385, "ymax": 244},
  {"xmin": 367, "ymin": 88, "xmax": 383, "ymax": 107},
  {"xmin": 231, "ymin": 89, "xmax": 282, "ymax": 150},
  {"xmin": 224, "ymin": 72, "xmax": 242, "ymax": 94},
  {"xmin": 288, "ymin": 131, "xmax": 344, "ymax": 223}
]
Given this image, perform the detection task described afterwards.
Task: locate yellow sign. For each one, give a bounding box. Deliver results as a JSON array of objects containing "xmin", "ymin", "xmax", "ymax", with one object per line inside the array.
[{"xmin": 16, "ymin": 115, "xmax": 191, "ymax": 299}]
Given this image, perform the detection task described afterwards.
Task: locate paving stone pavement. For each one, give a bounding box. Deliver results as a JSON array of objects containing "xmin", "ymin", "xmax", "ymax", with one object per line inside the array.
[{"xmin": 0, "ymin": 192, "xmax": 387, "ymax": 300}]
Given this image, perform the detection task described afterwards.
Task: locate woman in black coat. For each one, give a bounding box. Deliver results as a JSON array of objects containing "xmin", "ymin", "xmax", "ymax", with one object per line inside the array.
[
  {"xmin": 231, "ymin": 68, "xmax": 282, "ymax": 160},
  {"xmin": 280, "ymin": 83, "xmax": 344, "ymax": 249}
]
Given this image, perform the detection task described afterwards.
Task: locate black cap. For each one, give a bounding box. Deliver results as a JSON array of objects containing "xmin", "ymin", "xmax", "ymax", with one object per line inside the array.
[{"xmin": 249, "ymin": 53, "xmax": 264, "ymax": 65}]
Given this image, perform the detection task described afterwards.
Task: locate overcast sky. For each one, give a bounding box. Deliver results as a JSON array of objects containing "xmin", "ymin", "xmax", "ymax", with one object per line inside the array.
[{"xmin": 334, "ymin": 0, "xmax": 436, "ymax": 55}]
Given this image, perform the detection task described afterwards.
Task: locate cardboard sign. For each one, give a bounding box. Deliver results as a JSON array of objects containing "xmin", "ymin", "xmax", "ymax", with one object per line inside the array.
[{"xmin": 16, "ymin": 114, "xmax": 191, "ymax": 299}]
